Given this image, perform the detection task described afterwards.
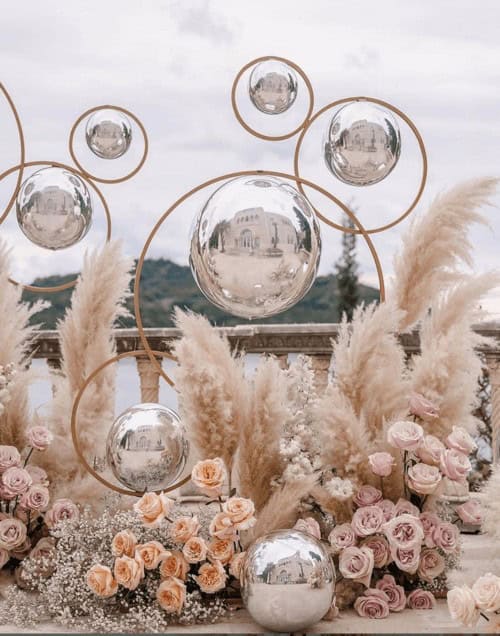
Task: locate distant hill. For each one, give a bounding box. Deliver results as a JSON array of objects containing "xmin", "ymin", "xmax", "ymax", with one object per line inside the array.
[{"xmin": 22, "ymin": 258, "xmax": 379, "ymax": 329}]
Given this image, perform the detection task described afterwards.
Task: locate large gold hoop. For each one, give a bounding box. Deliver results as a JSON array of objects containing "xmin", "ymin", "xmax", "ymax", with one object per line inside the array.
[{"xmin": 0, "ymin": 83, "xmax": 26, "ymax": 225}]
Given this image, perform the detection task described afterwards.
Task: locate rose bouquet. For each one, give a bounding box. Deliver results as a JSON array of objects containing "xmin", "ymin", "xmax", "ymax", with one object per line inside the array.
[{"xmin": 448, "ymin": 573, "xmax": 500, "ymax": 630}]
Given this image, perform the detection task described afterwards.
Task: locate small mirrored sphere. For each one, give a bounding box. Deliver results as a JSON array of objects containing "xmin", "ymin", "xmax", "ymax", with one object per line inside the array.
[
  {"xmin": 324, "ymin": 101, "xmax": 401, "ymax": 186},
  {"xmin": 190, "ymin": 175, "xmax": 321, "ymax": 319},
  {"xmin": 106, "ymin": 403, "xmax": 189, "ymax": 492},
  {"xmin": 16, "ymin": 167, "xmax": 93, "ymax": 250},
  {"xmin": 241, "ymin": 529, "xmax": 335, "ymax": 632},
  {"xmin": 249, "ymin": 60, "xmax": 298, "ymax": 115},
  {"xmin": 85, "ymin": 108, "xmax": 132, "ymax": 159}
]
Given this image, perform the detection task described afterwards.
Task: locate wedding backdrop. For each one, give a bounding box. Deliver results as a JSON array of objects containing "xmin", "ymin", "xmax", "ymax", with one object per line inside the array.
[{"xmin": 0, "ymin": 2, "xmax": 500, "ymax": 633}]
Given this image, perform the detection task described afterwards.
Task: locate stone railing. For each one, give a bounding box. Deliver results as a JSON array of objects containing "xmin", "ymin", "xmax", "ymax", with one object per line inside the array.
[{"xmin": 30, "ymin": 323, "xmax": 500, "ymax": 458}]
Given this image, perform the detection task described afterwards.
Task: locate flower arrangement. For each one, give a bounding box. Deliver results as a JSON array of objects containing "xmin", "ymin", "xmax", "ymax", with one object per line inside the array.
[{"xmin": 448, "ymin": 573, "xmax": 500, "ymax": 629}]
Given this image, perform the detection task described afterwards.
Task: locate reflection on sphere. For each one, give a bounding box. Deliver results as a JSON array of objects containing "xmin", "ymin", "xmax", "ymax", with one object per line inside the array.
[
  {"xmin": 85, "ymin": 108, "xmax": 132, "ymax": 159},
  {"xmin": 249, "ymin": 60, "xmax": 298, "ymax": 115}
]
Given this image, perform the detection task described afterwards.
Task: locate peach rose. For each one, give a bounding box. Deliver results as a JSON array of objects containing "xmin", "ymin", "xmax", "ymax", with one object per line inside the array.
[
  {"xmin": 182, "ymin": 536, "xmax": 207, "ymax": 564},
  {"xmin": 376, "ymin": 574, "xmax": 406, "ymax": 612},
  {"xmin": 194, "ymin": 560, "xmax": 227, "ymax": 593},
  {"xmin": 408, "ymin": 392, "xmax": 439, "ymax": 420},
  {"xmin": 418, "ymin": 548, "xmax": 445, "ymax": 582},
  {"xmin": 420, "ymin": 511, "xmax": 440, "ymax": 548},
  {"xmin": 407, "ymin": 463, "xmax": 442, "ymax": 495},
  {"xmin": 209, "ymin": 511, "xmax": 238, "ymax": 540},
  {"xmin": 353, "ymin": 485, "xmax": 382, "ymax": 507},
  {"xmin": 294, "ymin": 517, "xmax": 321, "ymax": 540},
  {"xmin": 368, "ymin": 452, "xmax": 395, "ymax": 477},
  {"xmin": 1, "ymin": 467, "xmax": 32, "ymax": 498},
  {"xmin": 133, "ymin": 492, "xmax": 175, "ymax": 528},
  {"xmin": 44, "ymin": 498, "xmax": 79, "ymax": 528},
  {"xmin": 448, "ymin": 585, "xmax": 480, "ymax": 627},
  {"xmin": 382, "ymin": 513, "xmax": 424, "ymax": 549},
  {"xmin": 456, "ymin": 499, "xmax": 482, "ymax": 526},
  {"xmin": 407, "ymin": 589, "xmax": 436, "ymax": 609},
  {"xmin": 440, "ymin": 449, "xmax": 471, "ymax": 482},
  {"xmin": 26, "ymin": 426, "xmax": 53, "ymax": 451},
  {"xmin": 169, "ymin": 515, "xmax": 200, "ymax": 543},
  {"xmin": 26, "ymin": 465, "xmax": 49, "ymax": 486},
  {"xmin": 136, "ymin": 541, "xmax": 169, "ymax": 570},
  {"xmin": 392, "ymin": 545, "xmax": 420, "ymax": 574},
  {"xmin": 157, "ymin": 576, "xmax": 186, "ymax": 614},
  {"xmin": 361, "ymin": 535, "xmax": 391, "ymax": 568},
  {"xmin": 207, "ymin": 538, "xmax": 235, "ymax": 565},
  {"xmin": 0, "ymin": 517, "xmax": 27, "ymax": 550},
  {"xmin": 0, "ymin": 446, "xmax": 21, "ymax": 472},
  {"xmin": 160, "ymin": 551, "xmax": 189, "ymax": 581},
  {"xmin": 114, "ymin": 555, "xmax": 144, "ymax": 590},
  {"xmin": 471, "ymin": 573, "xmax": 500, "ymax": 612},
  {"xmin": 376, "ymin": 499, "xmax": 396, "ymax": 522},
  {"xmin": 387, "ymin": 420, "xmax": 424, "ymax": 451},
  {"xmin": 191, "ymin": 458, "xmax": 227, "ymax": 497},
  {"xmin": 354, "ymin": 588, "xmax": 390, "ymax": 619},
  {"xmin": 223, "ymin": 497, "xmax": 256, "ymax": 531},
  {"xmin": 328, "ymin": 523, "xmax": 356, "ymax": 554},
  {"xmin": 111, "ymin": 529, "xmax": 137, "ymax": 557},
  {"xmin": 339, "ymin": 546, "xmax": 374, "ymax": 587},
  {"xmin": 0, "ymin": 548, "xmax": 9, "ymax": 569},
  {"xmin": 20, "ymin": 484, "xmax": 50, "ymax": 511},
  {"xmin": 229, "ymin": 551, "xmax": 246, "ymax": 579},
  {"xmin": 87, "ymin": 564, "xmax": 118, "ymax": 598},
  {"xmin": 394, "ymin": 498, "xmax": 420, "ymax": 517},
  {"xmin": 446, "ymin": 426, "xmax": 477, "ymax": 455},
  {"xmin": 432, "ymin": 521, "xmax": 459, "ymax": 554},
  {"xmin": 416, "ymin": 435, "xmax": 445, "ymax": 466},
  {"xmin": 352, "ymin": 505, "xmax": 384, "ymax": 537}
]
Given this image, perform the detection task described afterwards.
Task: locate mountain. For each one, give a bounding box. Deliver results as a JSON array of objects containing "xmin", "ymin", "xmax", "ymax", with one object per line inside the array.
[{"xmin": 22, "ymin": 258, "xmax": 379, "ymax": 329}]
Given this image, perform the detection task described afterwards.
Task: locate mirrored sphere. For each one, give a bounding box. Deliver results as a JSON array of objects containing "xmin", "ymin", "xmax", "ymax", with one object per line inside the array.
[
  {"xmin": 324, "ymin": 101, "xmax": 401, "ymax": 186},
  {"xmin": 85, "ymin": 108, "xmax": 132, "ymax": 159},
  {"xmin": 106, "ymin": 403, "xmax": 189, "ymax": 492},
  {"xmin": 190, "ymin": 175, "xmax": 321, "ymax": 319},
  {"xmin": 249, "ymin": 60, "xmax": 298, "ymax": 115},
  {"xmin": 16, "ymin": 167, "xmax": 93, "ymax": 250},
  {"xmin": 241, "ymin": 529, "xmax": 335, "ymax": 632}
]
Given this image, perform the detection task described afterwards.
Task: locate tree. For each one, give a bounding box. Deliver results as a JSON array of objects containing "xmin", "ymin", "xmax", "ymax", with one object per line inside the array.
[{"xmin": 334, "ymin": 212, "xmax": 359, "ymax": 321}]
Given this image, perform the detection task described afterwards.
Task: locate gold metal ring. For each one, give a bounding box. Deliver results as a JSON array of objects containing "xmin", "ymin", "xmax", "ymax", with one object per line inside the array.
[
  {"xmin": 0, "ymin": 83, "xmax": 26, "ymax": 225},
  {"xmin": 71, "ymin": 349, "xmax": 190, "ymax": 497},
  {"xmin": 68, "ymin": 104, "xmax": 149, "ymax": 185},
  {"xmin": 134, "ymin": 170, "xmax": 386, "ymax": 386},
  {"xmin": 293, "ymin": 96, "xmax": 428, "ymax": 235},
  {"xmin": 231, "ymin": 56, "xmax": 315, "ymax": 142},
  {"xmin": 0, "ymin": 160, "xmax": 112, "ymax": 293}
]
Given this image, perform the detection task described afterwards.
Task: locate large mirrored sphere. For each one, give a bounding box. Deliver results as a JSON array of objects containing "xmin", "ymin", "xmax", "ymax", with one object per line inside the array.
[
  {"xmin": 190, "ymin": 175, "xmax": 321, "ymax": 319},
  {"xmin": 16, "ymin": 167, "xmax": 92, "ymax": 250},
  {"xmin": 106, "ymin": 403, "xmax": 189, "ymax": 492},
  {"xmin": 324, "ymin": 101, "xmax": 401, "ymax": 186},
  {"xmin": 249, "ymin": 60, "xmax": 298, "ymax": 115},
  {"xmin": 241, "ymin": 529, "xmax": 335, "ymax": 632},
  {"xmin": 85, "ymin": 108, "xmax": 132, "ymax": 159}
]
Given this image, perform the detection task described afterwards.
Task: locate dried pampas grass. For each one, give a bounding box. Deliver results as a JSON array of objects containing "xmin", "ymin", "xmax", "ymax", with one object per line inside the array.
[
  {"xmin": 172, "ymin": 309, "xmax": 248, "ymax": 473},
  {"xmin": 39, "ymin": 241, "xmax": 133, "ymax": 505},
  {"xmin": 481, "ymin": 464, "xmax": 500, "ymax": 540},
  {"xmin": 0, "ymin": 239, "xmax": 46, "ymax": 447},
  {"xmin": 392, "ymin": 177, "xmax": 498, "ymax": 331}
]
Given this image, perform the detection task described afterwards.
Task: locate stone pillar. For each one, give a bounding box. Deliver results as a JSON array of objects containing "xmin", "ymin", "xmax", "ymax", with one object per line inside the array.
[
  {"xmin": 485, "ymin": 357, "xmax": 500, "ymax": 462},
  {"xmin": 309, "ymin": 354, "xmax": 331, "ymax": 393},
  {"xmin": 136, "ymin": 356, "xmax": 161, "ymax": 403},
  {"xmin": 46, "ymin": 358, "xmax": 62, "ymax": 396}
]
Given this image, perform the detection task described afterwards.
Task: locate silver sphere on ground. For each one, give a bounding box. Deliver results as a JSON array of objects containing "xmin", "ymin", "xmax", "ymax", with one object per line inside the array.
[
  {"xmin": 106, "ymin": 403, "xmax": 189, "ymax": 492},
  {"xmin": 85, "ymin": 108, "xmax": 132, "ymax": 159},
  {"xmin": 324, "ymin": 101, "xmax": 401, "ymax": 186},
  {"xmin": 249, "ymin": 60, "xmax": 298, "ymax": 115},
  {"xmin": 240, "ymin": 529, "xmax": 335, "ymax": 632},
  {"xmin": 190, "ymin": 175, "xmax": 321, "ymax": 319},
  {"xmin": 16, "ymin": 167, "xmax": 93, "ymax": 250}
]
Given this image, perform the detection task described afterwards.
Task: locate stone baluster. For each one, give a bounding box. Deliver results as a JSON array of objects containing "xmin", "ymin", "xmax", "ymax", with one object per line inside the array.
[
  {"xmin": 136, "ymin": 356, "xmax": 161, "ymax": 403},
  {"xmin": 485, "ymin": 355, "xmax": 500, "ymax": 462},
  {"xmin": 46, "ymin": 358, "xmax": 62, "ymax": 395},
  {"xmin": 309, "ymin": 354, "xmax": 331, "ymax": 393}
]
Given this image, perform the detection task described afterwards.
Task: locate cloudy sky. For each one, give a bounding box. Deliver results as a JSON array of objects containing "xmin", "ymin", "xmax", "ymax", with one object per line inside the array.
[{"xmin": 1, "ymin": 0, "xmax": 500, "ymax": 316}]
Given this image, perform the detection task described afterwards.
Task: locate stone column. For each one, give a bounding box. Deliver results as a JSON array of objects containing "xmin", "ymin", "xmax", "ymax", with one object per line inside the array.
[
  {"xmin": 136, "ymin": 356, "xmax": 161, "ymax": 403},
  {"xmin": 46, "ymin": 358, "xmax": 62, "ymax": 396},
  {"xmin": 485, "ymin": 356, "xmax": 500, "ymax": 462},
  {"xmin": 309, "ymin": 354, "xmax": 331, "ymax": 393}
]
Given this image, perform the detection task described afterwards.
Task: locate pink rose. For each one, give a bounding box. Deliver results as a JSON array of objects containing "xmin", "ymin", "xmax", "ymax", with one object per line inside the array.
[
  {"xmin": 376, "ymin": 499, "xmax": 396, "ymax": 522},
  {"xmin": 432, "ymin": 522, "xmax": 459, "ymax": 554},
  {"xmin": 407, "ymin": 589, "xmax": 436, "ymax": 610},
  {"xmin": 1, "ymin": 467, "xmax": 32, "ymax": 499},
  {"xmin": 376, "ymin": 574, "xmax": 406, "ymax": 612},
  {"xmin": 456, "ymin": 499, "xmax": 482, "ymax": 526},
  {"xmin": 0, "ymin": 548, "xmax": 9, "ymax": 569},
  {"xmin": 416, "ymin": 435, "xmax": 445, "ymax": 466},
  {"xmin": 26, "ymin": 426, "xmax": 53, "ymax": 451},
  {"xmin": 44, "ymin": 498, "xmax": 79, "ymax": 529},
  {"xmin": 368, "ymin": 452, "xmax": 395, "ymax": 477},
  {"xmin": 361, "ymin": 535, "xmax": 391, "ymax": 568},
  {"xmin": 392, "ymin": 545, "xmax": 420, "ymax": 574},
  {"xmin": 353, "ymin": 485, "xmax": 383, "ymax": 507},
  {"xmin": 420, "ymin": 512, "xmax": 441, "ymax": 548},
  {"xmin": 328, "ymin": 523, "xmax": 356, "ymax": 554},
  {"xmin": 446, "ymin": 426, "xmax": 477, "ymax": 455},
  {"xmin": 354, "ymin": 588, "xmax": 390, "ymax": 619},
  {"xmin": 382, "ymin": 513, "xmax": 424, "ymax": 549},
  {"xmin": 408, "ymin": 392, "xmax": 439, "ymax": 420},
  {"xmin": 20, "ymin": 484, "xmax": 50, "ymax": 511},
  {"xmin": 0, "ymin": 446, "xmax": 21, "ymax": 473},
  {"xmin": 25, "ymin": 465, "xmax": 49, "ymax": 486},
  {"xmin": 471, "ymin": 573, "xmax": 500, "ymax": 612},
  {"xmin": 394, "ymin": 498, "xmax": 420, "ymax": 518},
  {"xmin": 447, "ymin": 585, "xmax": 480, "ymax": 627},
  {"xmin": 387, "ymin": 420, "xmax": 424, "ymax": 451},
  {"xmin": 407, "ymin": 463, "xmax": 442, "ymax": 495},
  {"xmin": 339, "ymin": 546, "xmax": 374, "ymax": 587},
  {"xmin": 0, "ymin": 517, "xmax": 27, "ymax": 550},
  {"xmin": 417, "ymin": 548, "xmax": 445, "ymax": 582},
  {"xmin": 294, "ymin": 517, "xmax": 321, "ymax": 540},
  {"xmin": 352, "ymin": 505, "xmax": 384, "ymax": 537},
  {"xmin": 440, "ymin": 449, "xmax": 471, "ymax": 482}
]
